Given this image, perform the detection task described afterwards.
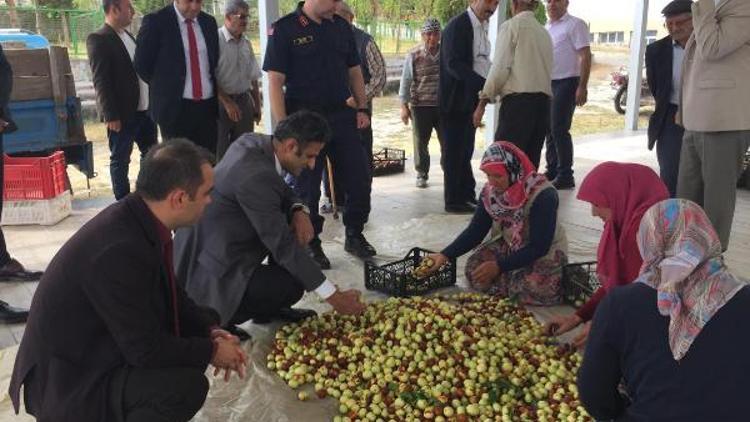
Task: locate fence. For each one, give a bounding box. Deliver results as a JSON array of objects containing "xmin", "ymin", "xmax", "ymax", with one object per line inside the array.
[{"xmin": 0, "ymin": 5, "xmax": 422, "ymax": 58}]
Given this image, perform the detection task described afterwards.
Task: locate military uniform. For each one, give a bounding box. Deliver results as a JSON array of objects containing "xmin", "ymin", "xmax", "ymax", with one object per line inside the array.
[{"xmin": 263, "ymin": 3, "xmax": 372, "ymax": 244}]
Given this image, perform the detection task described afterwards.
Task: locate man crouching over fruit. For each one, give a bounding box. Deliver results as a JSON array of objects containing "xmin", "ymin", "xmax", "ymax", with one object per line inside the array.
[
  {"xmin": 420, "ymin": 141, "xmax": 568, "ymax": 305},
  {"xmin": 174, "ymin": 111, "xmax": 366, "ymax": 341}
]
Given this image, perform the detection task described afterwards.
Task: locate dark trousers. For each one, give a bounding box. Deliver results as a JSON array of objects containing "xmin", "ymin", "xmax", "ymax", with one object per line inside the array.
[
  {"xmin": 108, "ymin": 366, "xmax": 209, "ymax": 422},
  {"xmin": 545, "ymin": 77, "xmax": 579, "ymax": 181},
  {"xmin": 0, "ymin": 134, "xmax": 10, "ymax": 266},
  {"xmin": 160, "ymin": 98, "xmax": 218, "ymax": 154},
  {"xmin": 441, "ymin": 111, "xmax": 477, "ymax": 206},
  {"xmin": 495, "ymin": 93, "xmax": 551, "ymax": 169},
  {"xmin": 323, "ymin": 109, "xmax": 372, "ymax": 204},
  {"xmin": 656, "ymin": 104, "xmax": 684, "ymax": 197},
  {"xmin": 228, "ymin": 262, "xmax": 305, "ymax": 325},
  {"xmin": 412, "ymin": 106, "xmax": 443, "ymax": 179},
  {"xmin": 217, "ymin": 92, "xmax": 255, "ymax": 161},
  {"xmin": 290, "ymin": 107, "xmax": 371, "ymax": 236},
  {"xmin": 108, "ymin": 111, "xmax": 157, "ymax": 200}
]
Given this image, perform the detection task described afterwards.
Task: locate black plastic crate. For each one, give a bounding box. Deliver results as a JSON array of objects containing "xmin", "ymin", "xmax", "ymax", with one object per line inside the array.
[
  {"xmin": 562, "ymin": 261, "xmax": 600, "ymax": 306},
  {"xmin": 365, "ymin": 247, "xmax": 456, "ymax": 297},
  {"xmin": 372, "ymin": 148, "xmax": 406, "ymax": 177}
]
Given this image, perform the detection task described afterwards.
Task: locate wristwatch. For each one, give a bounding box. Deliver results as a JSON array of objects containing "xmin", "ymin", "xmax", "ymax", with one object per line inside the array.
[{"xmin": 291, "ymin": 203, "xmax": 310, "ymax": 215}]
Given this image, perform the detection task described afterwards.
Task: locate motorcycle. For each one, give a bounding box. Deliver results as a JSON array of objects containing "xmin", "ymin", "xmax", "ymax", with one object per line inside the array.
[{"xmin": 610, "ymin": 66, "xmax": 653, "ymax": 115}]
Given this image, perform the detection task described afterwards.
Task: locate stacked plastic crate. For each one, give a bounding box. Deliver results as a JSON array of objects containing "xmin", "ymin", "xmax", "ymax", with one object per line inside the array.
[{"xmin": 2, "ymin": 151, "xmax": 72, "ymax": 225}]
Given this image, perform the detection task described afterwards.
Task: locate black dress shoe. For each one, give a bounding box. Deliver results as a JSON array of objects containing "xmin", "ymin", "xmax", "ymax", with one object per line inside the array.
[
  {"xmin": 223, "ymin": 324, "xmax": 252, "ymax": 342},
  {"xmin": 0, "ymin": 258, "xmax": 43, "ymax": 282},
  {"xmin": 0, "ymin": 301, "xmax": 28, "ymax": 324},
  {"xmin": 308, "ymin": 238, "xmax": 331, "ymax": 269},
  {"xmin": 344, "ymin": 233, "xmax": 377, "ymax": 258},
  {"xmin": 466, "ymin": 197, "xmax": 478, "ymax": 206},
  {"xmin": 551, "ymin": 178, "xmax": 576, "ymax": 190},
  {"xmin": 445, "ymin": 203, "xmax": 475, "ymax": 214},
  {"xmin": 252, "ymin": 307, "xmax": 317, "ymax": 324}
]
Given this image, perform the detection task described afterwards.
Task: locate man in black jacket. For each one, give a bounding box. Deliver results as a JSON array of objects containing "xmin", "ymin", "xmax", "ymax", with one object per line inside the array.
[
  {"xmin": 645, "ymin": 0, "xmax": 693, "ymax": 197},
  {"xmin": 87, "ymin": 0, "xmax": 157, "ymax": 200},
  {"xmin": 135, "ymin": 0, "xmax": 220, "ymax": 153},
  {"xmin": 9, "ymin": 140, "xmax": 246, "ymax": 422},
  {"xmin": 439, "ymin": 0, "xmax": 499, "ymax": 213},
  {"xmin": 0, "ymin": 44, "xmax": 43, "ymax": 322}
]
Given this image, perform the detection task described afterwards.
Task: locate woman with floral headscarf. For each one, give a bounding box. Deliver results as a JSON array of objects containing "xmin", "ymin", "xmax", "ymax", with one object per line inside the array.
[
  {"xmin": 423, "ymin": 141, "xmax": 568, "ymax": 305},
  {"xmin": 578, "ymin": 199, "xmax": 750, "ymax": 421},
  {"xmin": 546, "ymin": 162, "xmax": 669, "ymax": 346}
]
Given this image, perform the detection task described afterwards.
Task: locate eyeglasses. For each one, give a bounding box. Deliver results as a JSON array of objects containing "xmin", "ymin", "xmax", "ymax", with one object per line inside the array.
[{"xmin": 231, "ymin": 13, "xmax": 249, "ymax": 20}]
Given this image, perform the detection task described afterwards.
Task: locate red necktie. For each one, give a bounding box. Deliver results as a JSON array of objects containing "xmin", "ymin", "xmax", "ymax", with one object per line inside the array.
[
  {"xmin": 185, "ymin": 19, "xmax": 203, "ymax": 101},
  {"xmin": 163, "ymin": 239, "xmax": 181, "ymax": 337}
]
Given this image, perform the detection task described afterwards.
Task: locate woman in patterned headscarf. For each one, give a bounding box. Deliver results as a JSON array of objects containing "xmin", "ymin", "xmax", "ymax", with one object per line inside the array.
[
  {"xmin": 424, "ymin": 141, "xmax": 568, "ymax": 305},
  {"xmin": 578, "ymin": 198, "xmax": 750, "ymax": 421}
]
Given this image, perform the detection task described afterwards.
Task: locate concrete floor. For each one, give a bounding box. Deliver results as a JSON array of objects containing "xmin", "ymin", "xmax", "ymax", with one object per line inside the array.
[{"xmin": 0, "ymin": 129, "xmax": 749, "ymax": 419}]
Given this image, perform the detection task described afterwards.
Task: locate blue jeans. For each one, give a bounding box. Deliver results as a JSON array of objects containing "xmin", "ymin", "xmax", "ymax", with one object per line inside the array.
[
  {"xmin": 545, "ymin": 77, "xmax": 579, "ymax": 182},
  {"xmin": 108, "ymin": 111, "xmax": 157, "ymax": 200}
]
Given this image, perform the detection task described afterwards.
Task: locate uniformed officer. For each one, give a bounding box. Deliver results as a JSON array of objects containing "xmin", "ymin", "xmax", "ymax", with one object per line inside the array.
[{"xmin": 263, "ymin": 0, "xmax": 376, "ymax": 269}]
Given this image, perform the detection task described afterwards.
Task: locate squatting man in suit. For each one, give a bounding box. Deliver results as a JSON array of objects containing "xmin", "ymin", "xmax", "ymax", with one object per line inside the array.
[
  {"xmin": 135, "ymin": 0, "xmax": 220, "ymax": 153},
  {"xmin": 9, "ymin": 140, "xmax": 247, "ymax": 422},
  {"xmin": 174, "ymin": 111, "xmax": 366, "ymax": 341},
  {"xmin": 645, "ymin": 0, "xmax": 693, "ymax": 197},
  {"xmin": 87, "ymin": 0, "xmax": 157, "ymax": 200}
]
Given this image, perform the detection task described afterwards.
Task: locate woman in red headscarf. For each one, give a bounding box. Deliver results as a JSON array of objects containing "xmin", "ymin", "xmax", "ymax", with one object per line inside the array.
[
  {"xmin": 546, "ymin": 162, "xmax": 669, "ymax": 347},
  {"xmin": 423, "ymin": 141, "xmax": 568, "ymax": 305}
]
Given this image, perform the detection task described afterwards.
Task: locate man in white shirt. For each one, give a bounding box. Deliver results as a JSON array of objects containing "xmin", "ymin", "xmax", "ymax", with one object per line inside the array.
[
  {"xmin": 87, "ymin": 0, "xmax": 157, "ymax": 200},
  {"xmin": 216, "ymin": 0, "xmax": 262, "ymax": 160},
  {"xmin": 439, "ymin": 0, "xmax": 499, "ymax": 213},
  {"xmin": 544, "ymin": 0, "xmax": 591, "ymax": 189},
  {"xmin": 174, "ymin": 111, "xmax": 366, "ymax": 340},
  {"xmin": 135, "ymin": 0, "xmax": 220, "ymax": 153}
]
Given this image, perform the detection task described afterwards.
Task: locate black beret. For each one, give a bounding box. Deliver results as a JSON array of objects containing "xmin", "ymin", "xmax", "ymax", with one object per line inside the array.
[{"xmin": 662, "ymin": 0, "xmax": 693, "ymax": 17}]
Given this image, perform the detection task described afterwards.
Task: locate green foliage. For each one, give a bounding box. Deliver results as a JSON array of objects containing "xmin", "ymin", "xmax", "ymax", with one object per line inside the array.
[
  {"xmin": 37, "ymin": 0, "xmax": 74, "ymax": 8},
  {"xmin": 133, "ymin": 0, "xmax": 170, "ymax": 15},
  {"xmin": 433, "ymin": 0, "xmax": 466, "ymax": 24}
]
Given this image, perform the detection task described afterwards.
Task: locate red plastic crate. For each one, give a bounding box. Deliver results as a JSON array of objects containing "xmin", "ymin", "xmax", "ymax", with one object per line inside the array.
[{"xmin": 3, "ymin": 152, "xmax": 67, "ymax": 200}]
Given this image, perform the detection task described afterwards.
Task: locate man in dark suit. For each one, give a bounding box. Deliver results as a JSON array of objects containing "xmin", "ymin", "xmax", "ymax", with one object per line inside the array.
[
  {"xmin": 87, "ymin": 0, "xmax": 157, "ymax": 200},
  {"xmin": 0, "ymin": 44, "xmax": 43, "ymax": 323},
  {"xmin": 9, "ymin": 140, "xmax": 247, "ymax": 422},
  {"xmin": 646, "ymin": 0, "xmax": 693, "ymax": 197},
  {"xmin": 135, "ymin": 0, "xmax": 220, "ymax": 153},
  {"xmin": 439, "ymin": 0, "xmax": 499, "ymax": 213},
  {"xmin": 174, "ymin": 111, "xmax": 365, "ymax": 340}
]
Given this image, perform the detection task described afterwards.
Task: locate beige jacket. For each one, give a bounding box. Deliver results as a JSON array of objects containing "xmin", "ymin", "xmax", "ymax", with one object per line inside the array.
[
  {"xmin": 679, "ymin": 0, "xmax": 750, "ymax": 132},
  {"xmin": 479, "ymin": 11, "xmax": 553, "ymax": 102}
]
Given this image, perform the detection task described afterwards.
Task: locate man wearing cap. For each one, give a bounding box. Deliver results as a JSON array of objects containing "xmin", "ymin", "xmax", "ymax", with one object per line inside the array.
[
  {"xmin": 543, "ymin": 0, "xmax": 591, "ymax": 190},
  {"xmin": 677, "ymin": 0, "xmax": 750, "ymax": 251},
  {"xmin": 400, "ymin": 18, "xmax": 443, "ymax": 189},
  {"xmin": 645, "ymin": 0, "xmax": 693, "ymax": 197}
]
